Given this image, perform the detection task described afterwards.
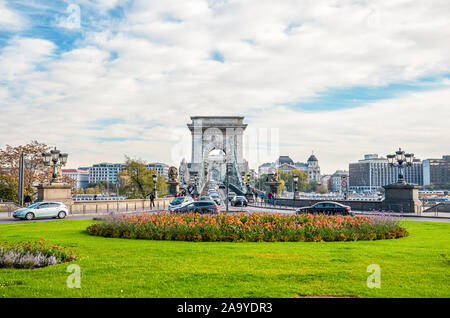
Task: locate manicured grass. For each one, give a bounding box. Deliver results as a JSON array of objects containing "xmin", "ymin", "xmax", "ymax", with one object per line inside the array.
[{"xmin": 0, "ymin": 219, "xmax": 449, "ymax": 298}]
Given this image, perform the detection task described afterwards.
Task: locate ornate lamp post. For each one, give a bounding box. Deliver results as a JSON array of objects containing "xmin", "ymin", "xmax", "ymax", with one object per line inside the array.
[
  {"xmin": 37, "ymin": 146, "xmax": 72, "ymax": 207},
  {"xmin": 382, "ymin": 147, "xmax": 422, "ymax": 214},
  {"xmin": 193, "ymin": 176, "xmax": 199, "ymax": 198},
  {"xmin": 42, "ymin": 147, "xmax": 68, "ymax": 183},
  {"xmin": 152, "ymin": 173, "xmax": 157, "ymax": 198},
  {"xmin": 226, "ymin": 162, "xmax": 232, "ymax": 213},
  {"xmin": 293, "ymin": 175, "xmax": 299, "ymax": 202},
  {"xmin": 387, "ymin": 148, "xmax": 414, "ymax": 184}
]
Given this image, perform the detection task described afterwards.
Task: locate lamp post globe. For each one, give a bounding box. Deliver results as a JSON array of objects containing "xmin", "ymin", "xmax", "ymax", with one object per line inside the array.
[
  {"xmin": 60, "ymin": 153, "xmax": 68, "ymax": 165},
  {"xmin": 387, "ymin": 154, "xmax": 395, "ymax": 165},
  {"xmin": 395, "ymin": 148, "xmax": 405, "ymax": 163}
]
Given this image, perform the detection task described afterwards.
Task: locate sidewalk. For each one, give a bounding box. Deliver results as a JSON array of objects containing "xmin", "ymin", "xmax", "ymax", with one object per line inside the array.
[
  {"xmin": 248, "ymin": 203, "xmax": 450, "ymax": 219},
  {"xmin": 0, "ymin": 208, "xmax": 167, "ymax": 220}
]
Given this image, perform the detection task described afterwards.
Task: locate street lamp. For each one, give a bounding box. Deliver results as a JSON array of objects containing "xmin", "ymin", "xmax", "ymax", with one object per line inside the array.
[
  {"xmin": 387, "ymin": 148, "xmax": 414, "ymax": 184},
  {"xmin": 42, "ymin": 147, "xmax": 68, "ymax": 183},
  {"xmin": 152, "ymin": 174, "xmax": 157, "ymax": 198},
  {"xmin": 226, "ymin": 162, "xmax": 232, "ymax": 213},
  {"xmin": 293, "ymin": 175, "xmax": 299, "ymax": 202}
]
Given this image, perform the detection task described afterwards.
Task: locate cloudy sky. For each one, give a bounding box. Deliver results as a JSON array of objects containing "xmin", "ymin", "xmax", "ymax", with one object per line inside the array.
[{"xmin": 1, "ymin": 0, "xmax": 449, "ymax": 174}]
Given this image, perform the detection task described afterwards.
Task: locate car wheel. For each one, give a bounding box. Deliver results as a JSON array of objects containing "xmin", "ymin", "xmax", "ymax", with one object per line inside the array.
[
  {"xmin": 25, "ymin": 212, "xmax": 34, "ymax": 220},
  {"xmin": 58, "ymin": 211, "xmax": 66, "ymax": 219}
]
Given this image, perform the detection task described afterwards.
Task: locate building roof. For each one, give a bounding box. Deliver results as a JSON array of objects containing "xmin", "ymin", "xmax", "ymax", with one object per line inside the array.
[
  {"xmin": 277, "ymin": 156, "xmax": 294, "ymax": 165},
  {"xmin": 307, "ymin": 154, "xmax": 318, "ymax": 162},
  {"xmin": 62, "ymin": 169, "xmax": 77, "ymax": 173}
]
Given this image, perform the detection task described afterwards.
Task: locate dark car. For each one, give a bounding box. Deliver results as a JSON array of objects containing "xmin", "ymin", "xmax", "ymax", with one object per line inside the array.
[
  {"xmin": 296, "ymin": 202, "xmax": 353, "ymax": 216},
  {"xmin": 172, "ymin": 201, "xmax": 219, "ymax": 214},
  {"xmin": 231, "ymin": 195, "xmax": 248, "ymax": 207}
]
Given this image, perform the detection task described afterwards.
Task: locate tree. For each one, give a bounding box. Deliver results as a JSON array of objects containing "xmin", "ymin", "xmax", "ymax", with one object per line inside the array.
[
  {"xmin": 122, "ymin": 157, "xmax": 167, "ymax": 198},
  {"xmin": 0, "ymin": 141, "xmax": 76, "ymax": 201},
  {"xmin": 305, "ymin": 181, "xmax": 318, "ymax": 193},
  {"xmin": 255, "ymin": 174, "xmax": 268, "ymax": 191},
  {"xmin": 0, "ymin": 141, "xmax": 50, "ymax": 197},
  {"xmin": 116, "ymin": 170, "xmax": 130, "ymax": 195},
  {"xmin": 317, "ymin": 184, "xmax": 328, "ymax": 194},
  {"xmin": 278, "ymin": 179, "xmax": 285, "ymax": 194},
  {"xmin": 0, "ymin": 172, "xmax": 18, "ymax": 202},
  {"xmin": 278, "ymin": 169, "xmax": 309, "ymax": 192}
]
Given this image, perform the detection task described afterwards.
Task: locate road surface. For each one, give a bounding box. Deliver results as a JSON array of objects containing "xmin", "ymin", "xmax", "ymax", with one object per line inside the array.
[{"xmin": 1, "ymin": 191, "xmax": 449, "ymax": 224}]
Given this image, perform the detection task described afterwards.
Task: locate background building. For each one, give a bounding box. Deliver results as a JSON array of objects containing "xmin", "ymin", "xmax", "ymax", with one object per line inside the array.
[
  {"xmin": 62, "ymin": 168, "xmax": 89, "ymax": 189},
  {"xmin": 88, "ymin": 162, "xmax": 169, "ymax": 185},
  {"xmin": 89, "ymin": 163, "xmax": 125, "ymax": 185},
  {"xmin": 258, "ymin": 154, "xmax": 321, "ymax": 183},
  {"xmin": 423, "ymin": 156, "xmax": 450, "ymax": 188},
  {"xmin": 145, "ymin": 163, "xmax": 169, "ymax": 177},
  {"xmin": 330, "ymin": 170, "xmax": 349, "ymax": 194},
  {"xmin": 349, "ymin": 154, "xmax": 423, "ymax": 193}
]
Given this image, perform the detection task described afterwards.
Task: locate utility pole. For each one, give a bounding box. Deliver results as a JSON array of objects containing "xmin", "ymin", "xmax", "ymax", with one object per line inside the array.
[
  {"xmin": 226, "ymin": 162, "xmax": 230, "ymax": 213},
  {"xmin": 18, "ymin": 152, "xmax": 24, "ymax": 206}
]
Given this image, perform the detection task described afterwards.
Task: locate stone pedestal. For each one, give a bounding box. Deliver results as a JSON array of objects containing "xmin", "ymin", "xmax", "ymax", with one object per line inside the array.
[
  {"xmin": 37, "ymin": 182, "xmax": 73, "ymax": 206},
  {"xmin": 167, "ymin": 181, "xmax": 180, "ymax": 197},
  {"xmin": 265, "ymin": 181, "xmax": 281, "ymax": 197},
  {"xmin": 382, "ymin": 183, "xmax": 422, "ymax": 214}
]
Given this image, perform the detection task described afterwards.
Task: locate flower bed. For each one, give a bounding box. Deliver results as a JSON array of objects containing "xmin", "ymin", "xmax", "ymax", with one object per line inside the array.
[
  {"xmin": 86, "ymin": 212, "xmax": 408, "ymax": 242},
  {"xmin": 0, "ymin": 239, "xmax": 77, "ymax": 269}
]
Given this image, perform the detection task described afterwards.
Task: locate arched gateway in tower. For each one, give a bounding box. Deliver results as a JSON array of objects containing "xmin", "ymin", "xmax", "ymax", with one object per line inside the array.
[{"xmin": 186, "ymin": 116, "xmax": 249, "ymax": 194}]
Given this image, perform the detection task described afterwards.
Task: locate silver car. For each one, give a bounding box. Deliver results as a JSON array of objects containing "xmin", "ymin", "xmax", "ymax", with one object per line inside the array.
[
  {"xmin": 13, "ymin": 202, "xmax": 69, "ymax": 220},
  {"xmin": 168, "ymin": 196, "xmax": 194, "ymax": 212}
]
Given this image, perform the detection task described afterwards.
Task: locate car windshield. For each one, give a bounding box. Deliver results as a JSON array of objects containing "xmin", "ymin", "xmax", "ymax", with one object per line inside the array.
[
  {"xmin": 171, "ymin": 197, "xmax": 184, "ymax": 205},
  {"xmin": 28, "ymin": 203, "xmax": 41, "ymax": 208}
]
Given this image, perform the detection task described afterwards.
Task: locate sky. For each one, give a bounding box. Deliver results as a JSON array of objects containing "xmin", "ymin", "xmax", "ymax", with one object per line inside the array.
[{"xmin": 0, "ymin": 0, "xmax": 449, "ymax": 175}]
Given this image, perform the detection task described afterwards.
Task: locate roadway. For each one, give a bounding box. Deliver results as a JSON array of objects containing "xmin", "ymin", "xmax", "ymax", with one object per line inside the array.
[{"xmin": 1, "ymin": 189, "xmax": 449, "ymax": 224}]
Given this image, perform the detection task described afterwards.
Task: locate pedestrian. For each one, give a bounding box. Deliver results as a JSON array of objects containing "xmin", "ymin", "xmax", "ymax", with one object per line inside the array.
[
  {"xmin": 24, "ymin": 195, "xmax": 32, "ymax": 206},
  {"xmin": 149, "ymin": 192, "xmax": 155, "ymax": 208}
]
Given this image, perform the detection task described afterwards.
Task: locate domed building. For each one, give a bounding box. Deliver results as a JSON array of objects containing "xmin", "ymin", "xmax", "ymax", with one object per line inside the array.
[
  {"xmin": 306, "ymin": 153, "xmax": 321, "ymax": 182},
  {"xmin": 258, "ymin": 153, "xmax": 321, "ymax": 183}
]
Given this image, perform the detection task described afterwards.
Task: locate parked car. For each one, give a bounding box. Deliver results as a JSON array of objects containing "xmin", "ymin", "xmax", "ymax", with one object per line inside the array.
[
  {"xmin": 169, "ymin": 196, "xmax": 194, "ymax": 212},
  {"xmin": 296, "ymin": 202, "xmax": 353, "ymax": 216},
  {"xmin": 13, "ymin": 202, "xmax": 69, "ymax": 220},
  {"xmin": 231, "ymin": 195, "xmax": 248, "ymax": 207},
  {"xmin": 172, "ymin": 201, "xmax": 219, "ymax": 214},
  {"xmin": 225, "ymin": 192, "xmax": 236, "ymax": 202},
  {"xmin": 198, "ymin": 196, "xmax": 213, "ymax": 201},
  {"xmin": 209, "ymin": 194, "xmax": 221, "ymax": 205}
]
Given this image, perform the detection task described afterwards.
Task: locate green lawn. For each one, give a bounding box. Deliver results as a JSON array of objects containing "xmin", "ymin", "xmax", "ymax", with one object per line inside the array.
[{"xmin": 0, "ymin": 219, "xmax": 449, "ymax": 298}]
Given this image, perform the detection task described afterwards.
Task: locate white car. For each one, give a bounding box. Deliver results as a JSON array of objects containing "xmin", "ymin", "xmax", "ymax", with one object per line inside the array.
[
  {"xmin": 168, "ymin": 196, "xmax": 194, "ymax": 212},
  {"xmin": 13, "ymin": 202, "xmax": 69, "ymax": 220}
]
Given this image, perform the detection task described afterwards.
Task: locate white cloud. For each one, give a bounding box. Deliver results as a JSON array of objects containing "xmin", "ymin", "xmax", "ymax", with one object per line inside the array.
[
  {"xmin": 0, "ymin": 0, "xmax": 26, "ymax": 30},
  {"xmin": 0, "ymin": 0, "xmax": 450, "ymax": 173}
]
